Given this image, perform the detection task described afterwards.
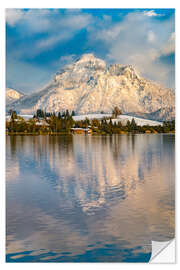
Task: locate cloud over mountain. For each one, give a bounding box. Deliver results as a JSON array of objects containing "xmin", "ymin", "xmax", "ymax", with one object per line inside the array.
[{"xmin": 6, "ymin": 9, "xmax": 175, "ymax": 93}]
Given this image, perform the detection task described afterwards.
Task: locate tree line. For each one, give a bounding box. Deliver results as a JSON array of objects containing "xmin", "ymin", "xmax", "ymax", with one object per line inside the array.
[
  {"xmin": 6, "ymin": 109, "xmax": 175, "ymax": 134},
  {"xmin": 35, "ymin": 109, "xmax": 75, "ymax": 118}
]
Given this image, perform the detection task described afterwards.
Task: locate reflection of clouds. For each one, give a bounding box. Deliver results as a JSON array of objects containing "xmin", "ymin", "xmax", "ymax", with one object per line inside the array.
[
  {"xmin": 6, "ymin": 161, "xmax": 19, "ymax": 181},
  {"xmin": 7, "ymin": 204, "xmax": 92, "ymax": 257},
  {"xmin": 6, "ymin": 137, "xmax": 20, "ymax": 182},
  {"xmin": 6, "ymin": 134, "xmax": 175, "ymax": 260}
]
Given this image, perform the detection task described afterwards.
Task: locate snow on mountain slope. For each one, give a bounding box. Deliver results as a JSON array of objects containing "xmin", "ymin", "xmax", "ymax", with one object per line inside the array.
[
  {"xmin": 7, "ymin": 53, "xmax": 175, "ymax": 121},
  {"xmin": 73, "ymin": 114, "xmax": 163, "ymax": 126},
  {"xmin": 6, "ymin": 88, "xmax": 24, "ymax": 105},
  {"xmin": 113, "ymin": 115, "xmax": 163, "ymax": 126}
]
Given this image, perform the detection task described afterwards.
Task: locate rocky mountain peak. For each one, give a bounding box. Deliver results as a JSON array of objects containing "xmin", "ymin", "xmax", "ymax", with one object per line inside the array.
[
  {"xmin": 54, "ymin": 54, "xmax": 106, "ymax": 87},
  {"xmin": 6, "ymin": 54, "xmax": 175, "ymax": 121},
  {"xmin": 108, "ymin": 64, "xmax": 140, "ymax": 80}
]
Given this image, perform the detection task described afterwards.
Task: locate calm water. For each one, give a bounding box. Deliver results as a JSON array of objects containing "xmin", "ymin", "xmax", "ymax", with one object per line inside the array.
[{"xmin": 6, "ymin": 134, "xmax": 175, "ymax": 262}]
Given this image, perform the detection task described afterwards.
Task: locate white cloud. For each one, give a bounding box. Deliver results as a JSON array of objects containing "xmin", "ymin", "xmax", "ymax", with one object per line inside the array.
[
  {"xmin": 12, "ymin": 10, "xmax": 93, "ymax": 53},
  {"xmin": 95, "ymin": 24, "xmax": 123, "ymax": 43},
  {"xmin": 147, "ymin": 31, "xmax": 156, "ymax": 43},
  {"xmin": 6, "ymin": 9, "xmax": 24, "ymax": 26},
  {"xmin": 6, "ymin": 9, "xmax": 175, "ymax": 90},
  {"xmin": 170, "ymin": 32, "xmax": 175, "ymax": 41},
  {"xmin": 93, "ymin": 11, "xmax": 175, "ymax": 88},
  {"xmin": 6, "ymin": 9, "xmax": 92, "ymax": 34},
  {"xmin": 143, "ymin": 10, "xmax": 158, "ymax": 17},
  {"xmin": 59, "ymin": 54, "xmax": 76, "ymax": 63},
  {"xmin": 6, "ymin": 9, "xmax": 94, "ymax": 59},
  {"xmin": 50, "ymin": 54, "xmax": 77, "ymax": 70},
  {"xmin": 37, "ymin": 32, "xmax": 71, "ymax": 49},
  {"xmin": 34, "ymin": 13, "xmax": 92, "ymax": 51},
  {"xmin": 22, "ymin": 9, "xmax": 52, "ymax": 33},
  {"xmin": 61, "ymin": 13, "xmax": 92, "ymax": 30},
  {"xmin": 103, "ymin": 15, "xmax": 112, "ymax": 23},
  {"xmin": 160, "ymin": 32, "xmax": 175, "ymax": 56},
  {"xmin": 6, "ymin": 9, "xmax": 54, "ymax": 32}
]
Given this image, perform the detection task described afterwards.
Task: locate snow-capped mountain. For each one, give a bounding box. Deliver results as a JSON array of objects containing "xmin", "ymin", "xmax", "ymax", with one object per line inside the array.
[
  {"xmin": 6, "ymin": 54, "xmax": 175, "ymax": 121},
  {"xmin": 6, "ymin": 88, "xmax": 24, "ymax": 105}
]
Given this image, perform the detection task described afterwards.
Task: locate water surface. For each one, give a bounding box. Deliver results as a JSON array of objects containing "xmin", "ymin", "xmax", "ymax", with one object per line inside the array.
[{"xmin": 6, "ymin": 134, "xmax": 175, "ymax": 262}]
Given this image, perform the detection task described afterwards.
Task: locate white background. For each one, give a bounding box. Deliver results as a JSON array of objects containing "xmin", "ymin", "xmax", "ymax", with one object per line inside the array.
[{"xmin": 0, "ymin": 0, "xmax": 179, "ymax": 268}]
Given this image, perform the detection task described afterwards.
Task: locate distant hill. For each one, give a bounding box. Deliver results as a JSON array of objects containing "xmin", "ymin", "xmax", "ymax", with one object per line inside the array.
[{"xmin": 6, "ymin": 88, "xmax": 24, "ymax": 105}]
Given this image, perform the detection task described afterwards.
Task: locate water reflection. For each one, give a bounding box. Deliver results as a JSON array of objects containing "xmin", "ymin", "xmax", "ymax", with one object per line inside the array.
[{"xmin": 6, "ymin": 134, "xmax": 175, "ymax": 262}]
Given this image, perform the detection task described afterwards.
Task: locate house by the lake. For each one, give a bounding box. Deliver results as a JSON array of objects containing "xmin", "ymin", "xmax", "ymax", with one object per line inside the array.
[{"xmin": 71, "ymin": 127, "xmax": 92, "ymax": 134}]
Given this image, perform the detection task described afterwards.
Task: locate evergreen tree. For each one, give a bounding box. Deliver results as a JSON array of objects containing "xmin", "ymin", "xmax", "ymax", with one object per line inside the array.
[
  {"xmin": 65, "ymin": 110, "xmax": 70, "ymax": 118},
  {"xmin": 10, "ymin": 110, "xmax": 17, "ymax": 120},
  {"xmin": 36, "ymin": 109, "xmax": 44, "ymax": 118},
  {"xmin": 126, "ymin": 120, "xmax": 131, "ymax": 132},
  {"xmin": 84, "ymin": 117, "xmax": 90, "ymax": 127},
  {"xmin": 45, "ymin": 112, "xmax": 51, "ymax": 117},
  {"xmin": 58, "ymin": 112, "xmax": 62, "ymax": 119},
  {"xmin": 130, "ymin": 118, "xmax": 137, "ymax": 131},
  {"xmin": 8, "ymin": 109, "xmax": 13, "ymax": 116}
]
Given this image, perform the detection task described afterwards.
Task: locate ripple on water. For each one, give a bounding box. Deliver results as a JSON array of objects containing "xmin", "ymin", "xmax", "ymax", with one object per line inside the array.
[{"xmin": 6, "ymin": 134, "xmax": 175, "ymax": 262}]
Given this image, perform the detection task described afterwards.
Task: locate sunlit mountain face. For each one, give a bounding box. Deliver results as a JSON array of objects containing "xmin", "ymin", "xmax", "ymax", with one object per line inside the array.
[
  {"xmin": 6, "ymin": 54, "xmax": 175, "ymax": 121},
  {"xmin": 6, "ymin": 88, "xmax": 24, "ymax": 105},
  {"xmin": 6, "ymin": 134, "xmax": 175, "ymax": 262}
]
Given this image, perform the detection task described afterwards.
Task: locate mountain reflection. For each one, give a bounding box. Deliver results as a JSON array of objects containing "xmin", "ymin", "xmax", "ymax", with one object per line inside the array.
[{"xmin": 6, "ymin": 134, "xmax": 175, "ymax": 262}]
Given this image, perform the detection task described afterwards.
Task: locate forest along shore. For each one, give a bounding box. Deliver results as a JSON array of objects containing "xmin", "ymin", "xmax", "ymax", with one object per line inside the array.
[{"xmin": 6, "ymin": 109, "xmax": 175, "ymax": 135}]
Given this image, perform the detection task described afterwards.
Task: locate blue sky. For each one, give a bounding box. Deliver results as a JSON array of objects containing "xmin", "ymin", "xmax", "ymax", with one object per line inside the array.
[{"xmin": 6, "ymin": 8, "xmax": 175, "ymax": 93}]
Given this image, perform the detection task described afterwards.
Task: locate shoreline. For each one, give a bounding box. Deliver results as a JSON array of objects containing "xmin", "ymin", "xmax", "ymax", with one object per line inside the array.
[{"xmin": 6, "ymin": 132, "xmax": 175, "ymax": 136}]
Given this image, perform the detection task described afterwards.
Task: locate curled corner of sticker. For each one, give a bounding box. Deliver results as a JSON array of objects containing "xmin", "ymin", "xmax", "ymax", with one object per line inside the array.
[{"xmin": 150, "ymin": 239, "xmax": 175, "ymax": 263}]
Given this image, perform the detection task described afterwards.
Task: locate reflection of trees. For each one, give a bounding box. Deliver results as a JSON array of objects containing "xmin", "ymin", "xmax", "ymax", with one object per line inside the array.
[
  {"xmin": 8, "ymin": 135, "xmax": 174, "ymax": 224},
  {"xmin": 9, "ymin": 136, "xmax": 17, "ymax": 158},
  {"xmin": 33, "ymin": 134, "xmax": 174, "ymax": 241},
  {"xmin": 7, "ymin": 134, "xmax": 175, "ymax": 259}
]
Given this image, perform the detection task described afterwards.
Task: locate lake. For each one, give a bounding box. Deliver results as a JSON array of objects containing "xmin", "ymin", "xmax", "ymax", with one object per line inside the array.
[{"xmin": 6, "ymin": 134, "xmax": 175, "ymax": 262}]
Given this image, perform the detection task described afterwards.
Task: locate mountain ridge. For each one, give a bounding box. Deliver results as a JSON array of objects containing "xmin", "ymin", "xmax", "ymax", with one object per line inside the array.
[{"xmin": 6, "ymin": 53, "xmax": 175, "ymax": 121}]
